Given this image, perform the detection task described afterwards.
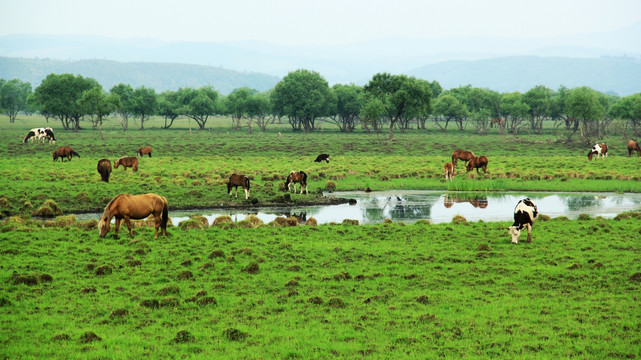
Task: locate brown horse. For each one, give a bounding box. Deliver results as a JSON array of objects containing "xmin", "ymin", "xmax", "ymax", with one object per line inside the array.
[
  {"xmin": 587, "ymin": 143, "xmax": 608, "ymax": 160},
  {"xmin": 53, "ymin": 146, "xmax": 80, "ymax": 162},
  {"xmin": 451, "ymin": 150, "xmax": 475, "ymax": 166},
  {"xmin": 466, "ymin": 156, "xmax": 489, "ymax": 174},
  {"xmin": 444, "ymin": 162, "xmax": 456, "ymax": 181},
  {"xmin": 444, "ymin": 194, "xmax": 488, "ymax": 208},
  {"xmin": 285, "ymin": 171, "xmax": 308, "ymax": 194},
  {"xmin": 98, "ymin": 193, "xmax": 169, "ymax": 239},
  {"xmin": 137, "ymin": 146, "xmax": 152, "ymax": 158},
  {"xmin": 227, "ymin": 174, "xmax": 251, "ymax": 199},
  {"xmin": 490, "ymin": 117, "xmax": 505, "ymax": 128},
  {"xmin": 627, "ymin": 140, "xmax": 641, "ymax": 157},
  {"xmin": 97, "ymin": 159, "xmax": 112, "ymax": 183},
  {"xmin": 114, "ymin": 156, "xmax": 139, "ymax": 171}
]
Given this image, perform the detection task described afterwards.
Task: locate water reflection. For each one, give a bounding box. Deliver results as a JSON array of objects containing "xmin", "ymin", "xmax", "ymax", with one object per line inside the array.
[{"xmin": 74, "ymin": 191, "xmax": 641, "ymax": 226}]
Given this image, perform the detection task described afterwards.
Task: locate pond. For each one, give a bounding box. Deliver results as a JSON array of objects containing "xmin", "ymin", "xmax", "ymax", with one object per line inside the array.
[{"xmin": 76, "ymin": 191, "xmax": 641, "ymax": 226}]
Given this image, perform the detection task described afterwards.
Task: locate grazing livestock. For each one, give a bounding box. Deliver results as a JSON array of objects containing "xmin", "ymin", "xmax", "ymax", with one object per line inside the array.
[
  {"xmin": 137, "ymin": 146, "xmax": 152, "ymax": 157},
  {"xmin": 466, "ymin": 156, "xmax": 489, "ymax": 174},
  {"xmin": 285, "ymin": 171, "xmax": 308, "ymax": 194},
  {"xmin": 508, "ymin": 198, "xmax": 538, "ymax": 244},
  {"xmin": 490, "ymin": 117, "xmax": 505, "ymax": 128},
  {"xmin": 451, "ymin": 150, "xmax": 475, "ymax": 167},
  {"xmin": 314, "ymin": 154, "xmax": 330, "ymax": 163},
  {"xmin": 98, "ymin": 193, "xmax": 169, "ymax": 239},
  {"xmin": 97, "ymin": 159, "xmax": 112, "ymax": 183},
  {"xmin": 114, "ymin": 157, "xmax": 139, "ymax": 172},
  {"xmin": 227, "ymin": 174, "xmax": 251, "ymax": 200},
  {"xmin": 627, "ymin": 140, "xmax": 641, "ymax": 157},
  {"xmin": 443, "ymin": 194, "xmax": 488, "ymax": 209},
  {"xmin": 587, "ymin": 143, "xmax": 608, "ymax": 160},
  {"xmin": 52, "ymin": 146, "xmax": 80, "ymax": 162},
  {"xmin": 444, "ymin": 162, "xmax": 455, "ymax": 181},
  {"xmin": 24, "ymin": 127, "xmax": 55, "ymax": 143}
]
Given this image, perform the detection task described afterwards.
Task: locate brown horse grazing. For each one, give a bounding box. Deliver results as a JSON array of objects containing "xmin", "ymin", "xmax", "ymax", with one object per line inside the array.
[
  {"xmin": 53, "ymin": 146, "xmax": 80, "ymax": 162},
  {"xmin": 627, "ymin": 140, "xmax": 641, "ymax": 157},
  {"xmin": 97, "ymin": 158, "xmax": 112, "ymax": 183},
  {"xmin": 137, "ymin": 146, "xmax": 152, "ymax": 157},
  {"xmin": 587, "ymin": 143, "xmax": 608, "ymax": 160},
  {"xmin": 227, "ymin": 174, "xmax": 251, "ymax": 200},
  {"xmin": 451, "ymin": 149, "xmax": 475, "ymax": 166},
  {"xmin": 466, "ymin": 156, "xmax": 489, "ymax": 174},
  {"xmin": 285, "ymin": 171, "xmax": 308, "ymax": 194},
  {"xmin": 444, "ymin": 194, "xmax": 488, "ymax": 209},
  {"xmin": 114, "ymin": 156, "xmax": 139, "ymax": 171},
  {"xmin": 490, "ymin": 117, "xmax": 505, "ymax": 128},
  {"xmin": 444, "ymin": 162, "xmax": 456, "ymax": 181},
  {"xmin": 98, "ymin": 193, "xmax": 169, "ymax": 239}
]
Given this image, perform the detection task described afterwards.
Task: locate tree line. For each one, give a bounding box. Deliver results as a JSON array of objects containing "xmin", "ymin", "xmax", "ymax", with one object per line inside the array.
[{"xmin": 1, "ymin": 70, "xmax": 640, "ymax": 142}]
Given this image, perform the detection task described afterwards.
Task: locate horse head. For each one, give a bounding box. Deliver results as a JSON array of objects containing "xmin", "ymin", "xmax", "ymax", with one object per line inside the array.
[{"xmin": 98, "ymin": 213, "xmax": 111, "ymax": 238}]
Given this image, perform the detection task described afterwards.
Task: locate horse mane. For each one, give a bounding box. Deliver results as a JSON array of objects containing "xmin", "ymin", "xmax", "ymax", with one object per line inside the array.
[{"xmin": 103, "ymin": 194, "xmax": 129, "ymax": 216}]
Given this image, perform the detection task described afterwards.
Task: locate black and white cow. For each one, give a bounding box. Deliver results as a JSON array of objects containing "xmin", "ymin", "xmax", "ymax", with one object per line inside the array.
[
  {"xmin": 24, "ymin": 127, "xmax": 55, "ymax": 143},
  {"xmin": 507, "ymin": 198, "xmax": 538, "ymax": 244},
  {"xmin": 314, "ymin": 154, "xmax": 330, "ymax": 163}
]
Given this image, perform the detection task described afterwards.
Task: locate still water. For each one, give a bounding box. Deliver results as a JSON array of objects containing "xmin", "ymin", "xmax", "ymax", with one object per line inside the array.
[{"xmin": 155, "ymin": 191, "xmax": 641, "ymax": 226}]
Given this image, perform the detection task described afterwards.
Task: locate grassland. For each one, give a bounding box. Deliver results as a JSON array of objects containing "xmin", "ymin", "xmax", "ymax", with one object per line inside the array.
[{"xmin": 1, "ymin": 115, "xmax": 641, "ymax": 359}]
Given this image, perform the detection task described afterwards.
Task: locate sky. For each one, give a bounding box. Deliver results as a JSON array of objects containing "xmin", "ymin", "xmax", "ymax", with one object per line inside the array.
[{"xmin": 1, "ymin": 0, "xmax": 641, "ymax": 45}]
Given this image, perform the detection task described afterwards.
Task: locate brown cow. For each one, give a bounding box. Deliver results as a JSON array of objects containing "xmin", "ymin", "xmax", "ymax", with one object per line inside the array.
[
  {"xmin": 466, "ymin": 156, "xmax": 489, "ymax": 174},
  {"xmin": 53, "ymin": 146, "xmax": 80, "ymax": 162},
  {"xmin": 97, "ymin": 158, "xmax": 112, "ymax": 183},
  {"xmin": 627, "ymin": 140, "xmax": 641, "ymax": 157},
  {"xmin": 137, "ymin": 146, "xmax": 152, "ymax": 158},
  {"xmin": 451, "ymin": 150, "xmax": 475, "ymax": 166},
  {"xmin": 444, "ymin": 162, "xmax": 456, "ymax": 181},
  {"xmin": 114, "ymin": 156, "xmax": 139, "ymax": 172}
]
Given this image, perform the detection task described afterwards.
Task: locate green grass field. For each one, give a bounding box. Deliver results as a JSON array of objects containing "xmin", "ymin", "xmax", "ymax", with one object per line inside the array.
[{"xmin": 1, "ymin": 115, "xmax": 641, "ymax": 358}]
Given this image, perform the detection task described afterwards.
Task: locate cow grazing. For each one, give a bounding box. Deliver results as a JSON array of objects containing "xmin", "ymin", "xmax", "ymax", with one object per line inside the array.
[
  {"xmin": 24, "ymin": 127, "xmax": 55, "ymax": 143},
  {"xmin": 451, "ymin": 149, "xmax": 475, "ymax": 166},
  {"xmin": 466, "ymin": 156, "xmax": 489, "ymax": 174},
  {"xmin": 97, "ymin": 159, "xmax": 112, "ymax": 183},
  {"xmin": 227, "ymin": 174, "xmax": 251, "ymax": 200},
  {"xmin": 627, "ymin": 140, "xmax": 641, "ymax": 157},
  {"xmin": 314, "ymin": 154, "xmax": 330, "ymax": 163},
  {"xmin": 444, "ymin": 162, "xmax": 455, "ymax": 181},
  {"xmin": 588, "ymin": 143, "xmax": 608, "ymax": 160},
  {"xmin": 508, "ymin": 198, "xmax": 538, "ymax": 244},
  {"xmin": 52, "ymin": 146, "xmax": 80, "ymax": 162}
]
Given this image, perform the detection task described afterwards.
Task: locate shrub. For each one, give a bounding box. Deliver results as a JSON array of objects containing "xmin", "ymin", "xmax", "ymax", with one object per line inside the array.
[{"xmin": 325, "ymin": 181, "xmax": 337, "ymax": 191}]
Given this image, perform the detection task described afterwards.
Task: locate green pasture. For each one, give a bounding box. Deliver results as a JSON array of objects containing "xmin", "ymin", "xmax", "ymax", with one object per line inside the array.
[
  {"xmin": 1, "ymin": 214, "xmax": 640, "ymax": 359},
  {"xmin": 1, "ymin": 115, "xmax": 641, "ymax": 217}
]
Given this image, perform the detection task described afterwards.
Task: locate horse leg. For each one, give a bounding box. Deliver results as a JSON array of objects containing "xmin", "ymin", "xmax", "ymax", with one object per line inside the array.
[
  {"xmin": 114, "ymin": 218, "xmax": 121, "ymax": 237},
  {"xmin": 153, "ymin": 215, "xmax": 160, "ymax": 239},
  {"xmin": 302, "ymin": 183, "xmax": 307, "ymax": 194},
  {"xmin": 244, "ymin": 187, "xmax": 249, "ymax": 200},
  {"xmin": 124, "ymin": 216, "xmax": 134, "ymax": 238}
]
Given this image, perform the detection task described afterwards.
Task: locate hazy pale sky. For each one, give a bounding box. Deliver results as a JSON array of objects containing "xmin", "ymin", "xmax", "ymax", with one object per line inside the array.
[{"xmin": 2, "ymin": 0, "xmax": 640, "ymax": 45}]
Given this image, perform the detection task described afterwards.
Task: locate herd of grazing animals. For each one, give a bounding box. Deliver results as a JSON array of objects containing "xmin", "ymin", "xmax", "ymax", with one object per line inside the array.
[{"xmin": 22, "ymin": 128, "xmax": 641, "ymax": 243}]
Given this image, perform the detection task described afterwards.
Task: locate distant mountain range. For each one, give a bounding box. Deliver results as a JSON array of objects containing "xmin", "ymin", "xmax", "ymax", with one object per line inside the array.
[{"xmin": 1, "ymin": 24, "xmax": 640, "ymax": 95}]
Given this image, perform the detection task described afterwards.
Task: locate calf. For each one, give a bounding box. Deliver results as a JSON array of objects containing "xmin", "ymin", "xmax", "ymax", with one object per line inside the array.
[
  {"xmin": 314, "ymin": 154, "xmax": 330, "ymax": 163},
  {"xmin": 444, "ymin": 162, "xmax": 455, "ymax": 181},
  {"xmin": 587, "ymin": 143, "xmax": 608, "ymax": 160},
  {"xmin": 507, "ymin": 198, "xmax": 538, "ymax": 244}
]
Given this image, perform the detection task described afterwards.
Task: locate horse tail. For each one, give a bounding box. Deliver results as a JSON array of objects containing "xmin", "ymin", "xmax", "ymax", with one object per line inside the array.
[
  {"xmin": 300, "ymin": 170, "xmax": 308, "ymax": 185},
  {"xmin": 244, "ymin": 176, "xmax": 250, "ymax": 190},
  {"xmin": 161, "ymin": 197, "xmax": 169, "ymax": 233},
  {"xmin": 71, "ymin": 150, "xmax": 80, "ymax": 158}
]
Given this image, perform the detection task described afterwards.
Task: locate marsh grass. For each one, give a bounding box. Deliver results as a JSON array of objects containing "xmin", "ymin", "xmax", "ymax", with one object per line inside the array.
[{"xmin": 1, "ymin": 216, "xmax": 640, "ymax": 358}]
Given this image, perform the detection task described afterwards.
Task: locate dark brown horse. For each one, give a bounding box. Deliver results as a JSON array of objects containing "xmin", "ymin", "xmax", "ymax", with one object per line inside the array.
[
  {"xmin": 285, "ymin": 171, "xmax": 308, "ymax": 194},
  {"xmin": 53, "ymin": 146, "xmax": 80, "ymax": 162},
  {"xmin": 227, "ymin": 174, "xmax": 251, "ymax": 199},
  {"xmin": 97, "ymin": 159, "xmax": 112, "ymax": 183},
  {"xmin": 451, "ymin": 150, "xmax": 475, "ymax": 166},
  {"xmin": 137, "ymin": 146, "xmax": 152, "ymax": 157},
  {"xmin": 114, "ymin": 156, "xmax": 139, "ymax": 171},
  {"xmin": 98, "ymin": 193, "xmax": 169, "ymax": 239},
  {"xmin": 466, "ymin": 156, "xmax": 489, "ymax": 174},
  {"xmin": 627, "ymin": 140, "xmax": 641, "ymax": 157}
]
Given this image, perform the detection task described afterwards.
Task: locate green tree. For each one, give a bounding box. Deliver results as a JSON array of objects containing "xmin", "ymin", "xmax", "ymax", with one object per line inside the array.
[
  {"xmin": 363, "ymin": 73, "xmax": 432, "ymax": 140},
  {"xmin": 271, "ymin": 69, "xmax": 333, "ymax": 133},
  {"xmin": 523, "ymin": 85, "xmax": 553, "ymax": 134},
  {"xmin": 565, "ymin": 86, "xmax": 606, "ymax": 140},
  {"xmin": 500, "ymin": 92, "xmax": 530, "ymax": 135},
  {"xmin": 225, "ymin": 87, "xmax": 256, "ymax": 130},
  {"xmin": 245, "ymin": 92, "xmax": 272, "ymax": 133},
  {"xmin": 157, "ymin": 90, "xmax": 181, "ymax": 129},
  {"xmin": 0, "ymin": 79, "xmax": 32, "ymax": 123},
  {"xmin": 131, "ymin": 86, "xmax": 157, "ymax": 130},
  {"xmin": 609, "ymin": 93, "xmax": 641, "ymax": 136},
  {"xmin": 177, "ymin": 86, "xmax": 219, "ymax": 130},
  {"xmin": 33, "ymin": 73, "xmax": 98, "ymax": 131},
  {"xmin": 110, "ymin": 83, "xmax": 134, "ymax": 131},
  {"xmin": 432, "ymin": 94, "xmax": 469, "ymax": 131},
  {"xmin": 77, "ymin": 86, "xmax": 120, "ymax": 139},
  {"xmin": 328, "ymin": 84, "xmax": 364, "ymax": 132}
]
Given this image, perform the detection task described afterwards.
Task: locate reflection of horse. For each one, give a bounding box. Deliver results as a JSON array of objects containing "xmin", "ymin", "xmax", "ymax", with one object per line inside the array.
[
  {"xmin": 98, "ymin": 193, "xmax": 169, "ymax": 239},
  {"xmin": 284, "ymin": 211, "xmax": 307, "ymax": 224},
  {"xmin": 466, "ymin": 156, "xmax": 488, "ymax": 174},
  {"xmin": 451, "ymin": 150, "xmax": 475, "ymax": 167},
  {"xmin": 24, "ymin": 127, "xmax": 55, "ymax": 143},
  {"xmin": 97, "ymin": 159, "xmax": 112, "ymax": 183},
  {"xmin": 53, "ymin": 146, "xmax": 80, "ymax": 161},
  {"xmin": 444, "ymin": 194, "xmax": 488, "ymax": 208},
  {"xmin": 137, "ymin": 146, "xmax": 152, "ymax": 157},
  {"xmin": 587, "ymin": 143, "xmax": 608, "ymax": 160},
  {"xmin": 227, "ymin": 174, "xmax": 251, "ymax": 199},
  {"xmin": 627, "ymin": 140, "xmax": 641, "ymax": 157},
  {"xmin": 444, "ymin": 162, "xmax": 456, "ymax": 181},
  {"xmin": 114, "ymin": 156, "xmax": 139, "ymax": 171},
  {"xmin": 285, "ymin": 171, "xmax": 308, "ymax": 194},
  {"xmin": 490, "ymin": 117, "xmax": 505, "ymax": 128}
]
